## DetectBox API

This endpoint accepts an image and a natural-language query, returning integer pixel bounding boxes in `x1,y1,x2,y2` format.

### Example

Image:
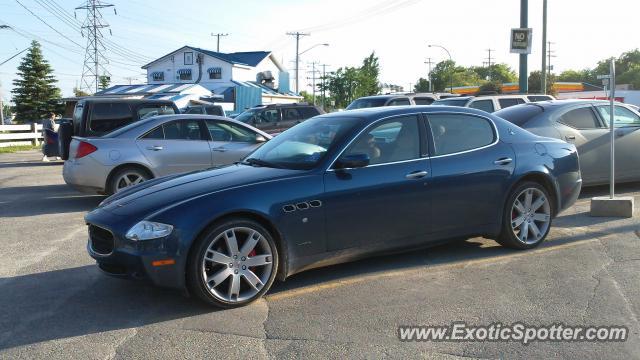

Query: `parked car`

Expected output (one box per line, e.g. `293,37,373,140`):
234,103,324,134
63,114,271,195
183,104,225,117
85,106,581,308
495,100,640,186
346,94,414,109
432,94,555,113
58,98,179,160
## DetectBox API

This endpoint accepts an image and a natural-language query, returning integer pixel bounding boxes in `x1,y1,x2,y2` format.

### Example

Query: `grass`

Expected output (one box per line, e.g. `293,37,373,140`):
0,144,40,153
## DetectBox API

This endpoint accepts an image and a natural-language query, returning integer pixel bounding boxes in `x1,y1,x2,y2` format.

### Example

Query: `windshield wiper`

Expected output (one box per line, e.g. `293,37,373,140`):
238,158,283,169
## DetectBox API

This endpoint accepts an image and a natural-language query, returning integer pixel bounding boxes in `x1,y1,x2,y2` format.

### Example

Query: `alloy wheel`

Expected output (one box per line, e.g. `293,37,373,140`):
510,187,551,245
115,173,145,192
201,227,274,303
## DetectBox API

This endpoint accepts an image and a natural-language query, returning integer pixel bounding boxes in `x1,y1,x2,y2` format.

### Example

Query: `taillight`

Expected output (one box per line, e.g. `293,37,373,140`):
76,141,97,159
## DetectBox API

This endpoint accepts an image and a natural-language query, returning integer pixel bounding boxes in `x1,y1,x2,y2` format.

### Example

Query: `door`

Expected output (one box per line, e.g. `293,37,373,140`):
136,119,212,176
594,104,640,181
204,119,264,166
427,113,515,235
553,105,609,184
324,115,432,251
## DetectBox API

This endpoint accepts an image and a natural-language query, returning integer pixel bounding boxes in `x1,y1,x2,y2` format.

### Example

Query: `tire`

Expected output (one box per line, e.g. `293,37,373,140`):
107,166,150,195
57,121,73,160
187,218,279,308
497,181,553,249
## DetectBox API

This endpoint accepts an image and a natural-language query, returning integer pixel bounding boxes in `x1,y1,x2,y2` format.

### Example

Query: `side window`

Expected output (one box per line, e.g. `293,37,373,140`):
299,107,320,119
558,107,601,129
498,98,520,109
597,105,640,127
206,120,257,142
205,106,224,116
413,97,434,105
256,109,280,124
388,98,411,106
137,105,176,120
142,126,164,139
469,100,495,113
162,120,203,140
429,114,495,156
282,108,302,121
89,102,133,134
344,116,420,165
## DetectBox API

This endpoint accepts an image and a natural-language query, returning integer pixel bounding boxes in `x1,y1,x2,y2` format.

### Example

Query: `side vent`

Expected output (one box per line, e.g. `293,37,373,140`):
283,204,296,213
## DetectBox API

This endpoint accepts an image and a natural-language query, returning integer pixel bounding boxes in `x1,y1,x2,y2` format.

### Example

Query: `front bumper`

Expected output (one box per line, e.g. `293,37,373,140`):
85,208,185,290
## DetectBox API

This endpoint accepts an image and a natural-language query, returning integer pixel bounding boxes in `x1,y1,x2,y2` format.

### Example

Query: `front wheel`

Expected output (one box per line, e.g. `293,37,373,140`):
187,219,279,308
497,182,553,249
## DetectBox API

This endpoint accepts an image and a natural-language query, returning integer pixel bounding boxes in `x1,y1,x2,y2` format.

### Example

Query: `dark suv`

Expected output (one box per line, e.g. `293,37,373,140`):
58,98,179,159
234,103,324,134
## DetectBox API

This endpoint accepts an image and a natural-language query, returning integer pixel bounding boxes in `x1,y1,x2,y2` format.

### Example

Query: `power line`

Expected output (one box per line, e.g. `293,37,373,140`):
14,0,83,48
424,58,434,92
484,48,495,80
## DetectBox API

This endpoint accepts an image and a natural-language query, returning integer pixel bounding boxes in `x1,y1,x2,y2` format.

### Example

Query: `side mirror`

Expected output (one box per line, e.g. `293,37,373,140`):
255,135,268,143
334,153,370,169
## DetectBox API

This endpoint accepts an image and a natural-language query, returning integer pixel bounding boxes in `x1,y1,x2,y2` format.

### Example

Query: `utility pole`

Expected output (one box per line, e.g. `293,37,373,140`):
541,0,548,94
306,62,320,105
320,64,329,109
424,58,434,92
123,76,136,85
211,33,229,52
484,48,495,80
547,41,556,86
518,0,529,93
286,31,310,93
76,0,114,94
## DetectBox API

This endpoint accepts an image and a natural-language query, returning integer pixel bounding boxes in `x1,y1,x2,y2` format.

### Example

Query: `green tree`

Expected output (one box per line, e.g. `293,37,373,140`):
323,52,381,108
478,81,503,94
299,90,314,104
73,87,90,97
98,75,111,91
413,78,430,92
471,64,518,84
528,70,556,95
357,52,381,97
430,60,481,92
11,41,62,122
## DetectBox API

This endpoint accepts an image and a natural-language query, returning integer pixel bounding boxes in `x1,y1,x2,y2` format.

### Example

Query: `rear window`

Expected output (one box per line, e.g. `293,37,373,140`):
346,98,388,110
432,98,469,107
498,98,525,109
494,104,544,126
527,95,553,102
299,107,321,119
88,102,133,134
413,97,435,105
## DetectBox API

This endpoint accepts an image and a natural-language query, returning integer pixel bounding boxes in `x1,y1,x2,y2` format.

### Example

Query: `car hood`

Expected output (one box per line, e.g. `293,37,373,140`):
97,164,305,216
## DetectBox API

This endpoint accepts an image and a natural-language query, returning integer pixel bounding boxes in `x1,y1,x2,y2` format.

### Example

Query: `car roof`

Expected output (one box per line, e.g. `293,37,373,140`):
355,94,410,100
79,98,175,105
321,105,492,123
434,96,473,101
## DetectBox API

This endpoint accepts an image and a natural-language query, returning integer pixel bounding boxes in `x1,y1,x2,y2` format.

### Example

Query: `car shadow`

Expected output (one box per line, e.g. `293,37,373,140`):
0,161,63,169
0,184,104,217
1,217,637,350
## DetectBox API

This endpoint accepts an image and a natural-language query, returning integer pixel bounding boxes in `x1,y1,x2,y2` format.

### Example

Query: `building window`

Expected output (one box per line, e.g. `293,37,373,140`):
177,68,192,81
184,52,193,65
151,71,164,81
208,67,222,79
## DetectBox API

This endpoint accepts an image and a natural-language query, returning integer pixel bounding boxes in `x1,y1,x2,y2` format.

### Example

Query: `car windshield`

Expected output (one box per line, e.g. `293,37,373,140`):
494,104,544,127
244,116,361,170
234,108,262,123
346,98,387,110
432,98,469,107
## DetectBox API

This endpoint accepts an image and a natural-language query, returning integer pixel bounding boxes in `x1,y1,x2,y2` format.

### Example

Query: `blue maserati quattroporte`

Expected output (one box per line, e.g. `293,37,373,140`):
85,106,582,307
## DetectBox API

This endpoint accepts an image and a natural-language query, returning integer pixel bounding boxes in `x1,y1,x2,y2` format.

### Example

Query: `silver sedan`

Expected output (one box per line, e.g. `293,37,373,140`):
63,114,271,194
495,100,640,186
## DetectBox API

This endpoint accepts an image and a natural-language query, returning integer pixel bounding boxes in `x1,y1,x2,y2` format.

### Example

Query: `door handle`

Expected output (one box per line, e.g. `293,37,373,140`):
146,146,163,151
493,157,513,165
211,147,227,152
565,135,576,141
405,170,428,179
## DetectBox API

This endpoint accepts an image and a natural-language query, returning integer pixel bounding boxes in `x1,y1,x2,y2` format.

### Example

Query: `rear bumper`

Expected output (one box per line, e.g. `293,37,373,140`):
557,176,582,214
63,156,111,194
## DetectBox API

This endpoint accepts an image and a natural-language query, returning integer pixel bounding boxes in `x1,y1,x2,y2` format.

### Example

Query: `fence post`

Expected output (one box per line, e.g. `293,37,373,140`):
31,123,38,146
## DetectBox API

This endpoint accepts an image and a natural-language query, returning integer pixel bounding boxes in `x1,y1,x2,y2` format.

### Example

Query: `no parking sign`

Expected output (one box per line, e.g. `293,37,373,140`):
510,28,532,54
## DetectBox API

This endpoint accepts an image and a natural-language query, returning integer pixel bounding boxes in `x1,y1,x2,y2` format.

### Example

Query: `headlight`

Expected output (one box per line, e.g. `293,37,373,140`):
125,221,174,241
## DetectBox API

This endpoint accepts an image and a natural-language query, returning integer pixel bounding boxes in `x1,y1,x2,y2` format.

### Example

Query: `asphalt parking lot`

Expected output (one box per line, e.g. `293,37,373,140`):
1,150,639,359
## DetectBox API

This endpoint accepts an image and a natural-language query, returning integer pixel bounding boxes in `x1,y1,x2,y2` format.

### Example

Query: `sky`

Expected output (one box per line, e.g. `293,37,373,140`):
1,0,638,103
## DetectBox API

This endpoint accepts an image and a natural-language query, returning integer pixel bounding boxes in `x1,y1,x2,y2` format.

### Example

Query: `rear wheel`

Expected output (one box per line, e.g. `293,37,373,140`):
107,167,150,195
497,181,552,249
187,219,278,308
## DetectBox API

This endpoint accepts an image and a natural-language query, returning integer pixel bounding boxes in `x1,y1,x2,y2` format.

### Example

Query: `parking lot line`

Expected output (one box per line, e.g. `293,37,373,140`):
267,237,603,301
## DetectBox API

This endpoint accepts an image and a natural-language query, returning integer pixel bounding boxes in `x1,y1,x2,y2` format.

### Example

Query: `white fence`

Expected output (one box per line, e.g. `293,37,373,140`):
0,124,44,147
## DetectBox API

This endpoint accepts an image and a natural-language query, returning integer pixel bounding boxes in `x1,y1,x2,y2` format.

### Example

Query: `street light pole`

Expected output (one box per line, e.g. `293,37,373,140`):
286,32,310,93
541,0,547,94
428,44,452,93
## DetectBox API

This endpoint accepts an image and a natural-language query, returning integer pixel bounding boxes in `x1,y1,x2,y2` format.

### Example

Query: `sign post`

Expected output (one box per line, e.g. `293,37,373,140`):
590,59,635,217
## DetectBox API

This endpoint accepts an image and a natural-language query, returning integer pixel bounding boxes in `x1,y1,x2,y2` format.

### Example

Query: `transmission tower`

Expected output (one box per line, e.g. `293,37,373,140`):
76,0,115,94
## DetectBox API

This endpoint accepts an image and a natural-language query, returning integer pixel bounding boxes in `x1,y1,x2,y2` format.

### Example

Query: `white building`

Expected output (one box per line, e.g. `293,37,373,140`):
141,46,301,112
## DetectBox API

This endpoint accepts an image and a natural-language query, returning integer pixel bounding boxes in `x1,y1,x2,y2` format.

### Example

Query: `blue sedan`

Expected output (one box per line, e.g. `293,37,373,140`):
85,106,582,308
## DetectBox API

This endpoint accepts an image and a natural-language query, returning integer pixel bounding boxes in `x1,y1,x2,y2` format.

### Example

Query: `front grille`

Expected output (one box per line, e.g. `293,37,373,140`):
89,224,114,255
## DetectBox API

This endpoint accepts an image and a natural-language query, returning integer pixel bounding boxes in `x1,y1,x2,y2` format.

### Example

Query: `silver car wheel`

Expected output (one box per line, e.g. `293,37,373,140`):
510,188,551,245
114,172,145,192
201,227,274,303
